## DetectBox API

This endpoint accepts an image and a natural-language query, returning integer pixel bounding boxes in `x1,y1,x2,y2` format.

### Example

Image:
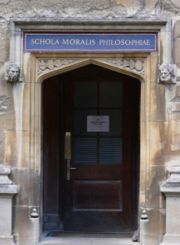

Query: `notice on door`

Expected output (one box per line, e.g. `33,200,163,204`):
87,116,109,132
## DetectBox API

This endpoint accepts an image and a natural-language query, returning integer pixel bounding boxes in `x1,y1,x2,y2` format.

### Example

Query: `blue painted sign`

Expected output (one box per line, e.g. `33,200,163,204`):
24,33,157,52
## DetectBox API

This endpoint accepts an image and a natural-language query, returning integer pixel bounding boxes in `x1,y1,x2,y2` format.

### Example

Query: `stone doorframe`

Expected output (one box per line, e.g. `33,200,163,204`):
9,19,173,243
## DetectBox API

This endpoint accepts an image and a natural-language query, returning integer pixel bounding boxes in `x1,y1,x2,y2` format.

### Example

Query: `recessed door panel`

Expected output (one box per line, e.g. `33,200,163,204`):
73,180,122,211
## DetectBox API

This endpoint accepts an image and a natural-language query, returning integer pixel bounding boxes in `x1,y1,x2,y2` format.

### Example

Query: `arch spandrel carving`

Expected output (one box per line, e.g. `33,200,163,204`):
36,57,146,82
95,58,145,76
37,58,85,76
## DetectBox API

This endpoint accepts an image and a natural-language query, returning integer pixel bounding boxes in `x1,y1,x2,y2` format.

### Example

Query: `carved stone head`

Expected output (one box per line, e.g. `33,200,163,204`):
5,63,21,83
159,64,176,84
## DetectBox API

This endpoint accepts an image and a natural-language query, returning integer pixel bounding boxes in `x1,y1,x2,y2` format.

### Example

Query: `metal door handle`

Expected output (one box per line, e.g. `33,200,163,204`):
67,163,78,180
65,132,71,160
69,167,78,171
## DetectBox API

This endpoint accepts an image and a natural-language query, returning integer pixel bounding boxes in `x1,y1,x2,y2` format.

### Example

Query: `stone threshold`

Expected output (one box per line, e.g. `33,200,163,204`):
39,233,139,245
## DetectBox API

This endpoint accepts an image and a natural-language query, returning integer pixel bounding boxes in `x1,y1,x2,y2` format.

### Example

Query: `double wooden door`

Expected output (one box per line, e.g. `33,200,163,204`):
43,65,140,234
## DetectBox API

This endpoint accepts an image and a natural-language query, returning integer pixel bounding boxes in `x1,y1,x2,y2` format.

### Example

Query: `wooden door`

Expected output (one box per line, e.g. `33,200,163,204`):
60,65,140,233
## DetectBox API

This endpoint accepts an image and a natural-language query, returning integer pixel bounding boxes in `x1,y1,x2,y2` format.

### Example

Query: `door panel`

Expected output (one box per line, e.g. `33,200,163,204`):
73,180,122,211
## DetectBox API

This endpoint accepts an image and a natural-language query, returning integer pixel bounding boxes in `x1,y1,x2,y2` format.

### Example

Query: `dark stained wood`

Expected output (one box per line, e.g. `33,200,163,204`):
73,180,122,211
71,165,125,179
42,64,140,234
42,76,63,230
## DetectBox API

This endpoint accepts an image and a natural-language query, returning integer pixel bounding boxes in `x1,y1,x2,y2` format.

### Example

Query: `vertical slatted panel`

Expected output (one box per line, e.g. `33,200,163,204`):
73,138,97,164
99,138,122,164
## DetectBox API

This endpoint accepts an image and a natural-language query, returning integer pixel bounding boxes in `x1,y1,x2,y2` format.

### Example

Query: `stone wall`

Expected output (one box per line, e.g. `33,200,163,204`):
0,1,180,245
0,0,179,165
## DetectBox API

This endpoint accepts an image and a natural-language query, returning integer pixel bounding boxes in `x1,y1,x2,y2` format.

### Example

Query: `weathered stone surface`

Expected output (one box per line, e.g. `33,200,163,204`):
12,169,30,206
0,163,12,185
0,131,5,162
0,113,14,130
150,84,166,122
147,165,166,209
4,130,30,170
171,0,180,8
12,168,40,207
114,0,143,16
169,121,180,151
0,237,15,245
0,164,18,192
145,0,159,10
148,122,168,166
0,0,127,19
161,166,180,244
174,21,180,67
24,0,111,9
174,38,180,68
0,24,9,66
174,21,180,38
140,208,165,245
0,164,18,245
0,89,14,133
162,0,180,14
14,206,39,238
0,0,171,23
114,0,160,16
20,236,137,245
0,1,178,245
0,95,11,113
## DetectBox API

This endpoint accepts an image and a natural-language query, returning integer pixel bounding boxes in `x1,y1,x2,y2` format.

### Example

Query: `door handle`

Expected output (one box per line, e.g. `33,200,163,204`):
69,167,78,171
66,163,78,180
65,132,78,180
65,132,71,160
65,132,72,181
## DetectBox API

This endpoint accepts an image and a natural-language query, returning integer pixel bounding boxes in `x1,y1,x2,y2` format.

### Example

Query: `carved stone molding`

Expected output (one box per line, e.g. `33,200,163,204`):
37,58,87,77
159,64,177,84
37,57,145,79
96,58,145,77
0,96,10,114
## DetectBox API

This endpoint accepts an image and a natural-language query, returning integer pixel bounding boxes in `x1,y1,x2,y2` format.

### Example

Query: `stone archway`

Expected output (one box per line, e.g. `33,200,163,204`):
4,19,174,244
22,51,159,242
36,57,145,82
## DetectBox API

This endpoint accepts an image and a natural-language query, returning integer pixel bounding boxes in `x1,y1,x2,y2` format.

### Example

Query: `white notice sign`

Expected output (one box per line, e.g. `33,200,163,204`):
87,116,109,132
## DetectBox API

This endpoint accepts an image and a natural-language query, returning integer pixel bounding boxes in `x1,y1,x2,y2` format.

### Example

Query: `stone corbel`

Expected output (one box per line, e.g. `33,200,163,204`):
5,63,23,83
159,64,177,84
